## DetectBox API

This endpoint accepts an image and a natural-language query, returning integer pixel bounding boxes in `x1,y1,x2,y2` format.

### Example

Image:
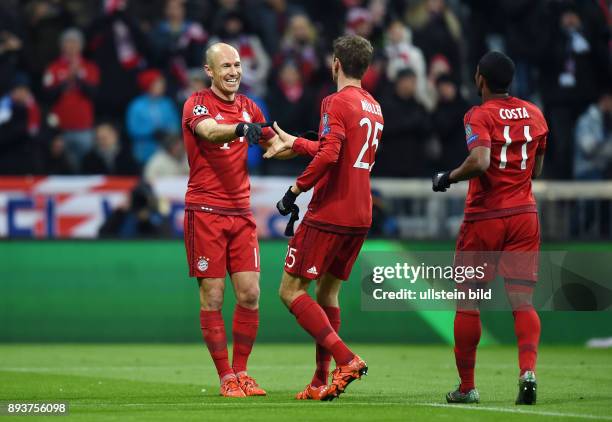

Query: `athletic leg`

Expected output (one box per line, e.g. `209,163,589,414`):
311,275,342,387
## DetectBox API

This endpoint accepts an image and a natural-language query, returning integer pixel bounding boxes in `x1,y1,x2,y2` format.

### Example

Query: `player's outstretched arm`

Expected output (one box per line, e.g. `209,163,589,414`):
194,118,240,143
264,122,320,158
194,119,267,145
433,146,490,192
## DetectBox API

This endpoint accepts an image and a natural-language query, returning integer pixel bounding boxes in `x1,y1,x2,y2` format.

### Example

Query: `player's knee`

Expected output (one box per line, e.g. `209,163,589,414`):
278,283,297,307
237,285,260,308
201,293,223,311
200,285,224,310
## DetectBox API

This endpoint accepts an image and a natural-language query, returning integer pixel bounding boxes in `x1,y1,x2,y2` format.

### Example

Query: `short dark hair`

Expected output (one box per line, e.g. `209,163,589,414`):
333,35,373,79
478,51,515,94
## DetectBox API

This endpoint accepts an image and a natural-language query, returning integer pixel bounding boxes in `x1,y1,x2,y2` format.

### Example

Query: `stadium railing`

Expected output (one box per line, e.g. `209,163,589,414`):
371,179,612,240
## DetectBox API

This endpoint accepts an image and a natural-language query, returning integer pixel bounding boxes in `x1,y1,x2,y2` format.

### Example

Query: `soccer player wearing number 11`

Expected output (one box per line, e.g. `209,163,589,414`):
432,51,548,405
265,35,383,401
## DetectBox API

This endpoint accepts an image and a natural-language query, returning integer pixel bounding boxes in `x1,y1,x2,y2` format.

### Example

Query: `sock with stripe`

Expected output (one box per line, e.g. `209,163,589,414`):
311,306,341,387
200,309,234,381
232,305,259,374
289,294,354,366
513,305,540,375
454,310,481,393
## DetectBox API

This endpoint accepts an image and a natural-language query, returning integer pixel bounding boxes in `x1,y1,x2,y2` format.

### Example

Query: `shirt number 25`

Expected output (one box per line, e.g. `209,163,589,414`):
354,117,383,171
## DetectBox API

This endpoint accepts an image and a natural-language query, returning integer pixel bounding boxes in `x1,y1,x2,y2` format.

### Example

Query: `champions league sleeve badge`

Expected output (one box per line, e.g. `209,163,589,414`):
193,104,209,116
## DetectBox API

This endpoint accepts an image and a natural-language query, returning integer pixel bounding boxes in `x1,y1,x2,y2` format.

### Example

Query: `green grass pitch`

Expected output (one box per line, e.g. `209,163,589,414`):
1,344,611,421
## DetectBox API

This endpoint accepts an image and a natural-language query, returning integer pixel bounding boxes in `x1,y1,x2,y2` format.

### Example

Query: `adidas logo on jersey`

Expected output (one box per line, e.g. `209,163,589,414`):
307,266,318,275
215,113,224,121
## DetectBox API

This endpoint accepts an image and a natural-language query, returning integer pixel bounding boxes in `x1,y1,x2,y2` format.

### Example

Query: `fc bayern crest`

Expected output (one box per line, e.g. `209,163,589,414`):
197,257,209,272
193,104,209,116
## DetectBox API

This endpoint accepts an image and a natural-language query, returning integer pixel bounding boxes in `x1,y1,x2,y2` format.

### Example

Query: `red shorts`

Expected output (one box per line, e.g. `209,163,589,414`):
184,210,259,278
454,212,540,283
284,223,366,280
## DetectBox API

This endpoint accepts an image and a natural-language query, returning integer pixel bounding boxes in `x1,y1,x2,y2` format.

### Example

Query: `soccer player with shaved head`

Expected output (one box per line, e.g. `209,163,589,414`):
182,43,293,398
432,51,548,405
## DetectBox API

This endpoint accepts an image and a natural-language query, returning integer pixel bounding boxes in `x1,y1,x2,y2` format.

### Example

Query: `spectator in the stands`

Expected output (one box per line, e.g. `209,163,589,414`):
574,92,612,180
0,5,23,97
149,0,207,96
345,8,384,94
43,28,99,170
383,20,429,109
266,61,314,136
499,0,548,100
177,67,209,103
143,132,188,182
263,61,313,175
41,132,74,175
82,122,139,175
409,0,462,82
22,0,74,95
209,11,271,97
98,181,172,238
86,0,151,120
538,2,610,179
275,13,322,84
11,74,41,137
126,68,180,164
376,68,433,177
0,77,36,174
432,73,469,170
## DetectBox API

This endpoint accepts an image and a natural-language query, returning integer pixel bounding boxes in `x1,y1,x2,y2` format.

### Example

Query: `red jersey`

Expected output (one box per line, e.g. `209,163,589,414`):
293,86,384,234
463,96,548,221
182,89,274,212
43,57,99,130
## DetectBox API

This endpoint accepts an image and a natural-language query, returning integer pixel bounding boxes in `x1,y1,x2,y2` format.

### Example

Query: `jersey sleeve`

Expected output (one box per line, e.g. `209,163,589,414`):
293,137,319,157
463,107,492,151
183,95,213,134
295,98,345,191
319,96,347,143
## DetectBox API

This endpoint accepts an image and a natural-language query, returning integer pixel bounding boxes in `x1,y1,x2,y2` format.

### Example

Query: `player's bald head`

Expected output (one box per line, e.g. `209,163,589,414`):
205,43,239,68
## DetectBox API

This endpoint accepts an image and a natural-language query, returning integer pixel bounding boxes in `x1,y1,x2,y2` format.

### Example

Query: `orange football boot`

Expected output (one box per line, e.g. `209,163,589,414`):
237,373,267,396
220,377,246,398
320,355,368,401
295,384,330,400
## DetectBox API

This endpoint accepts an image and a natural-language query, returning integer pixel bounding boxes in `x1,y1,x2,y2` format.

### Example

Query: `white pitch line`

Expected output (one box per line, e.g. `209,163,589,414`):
66,401,612,420
416,403,612,420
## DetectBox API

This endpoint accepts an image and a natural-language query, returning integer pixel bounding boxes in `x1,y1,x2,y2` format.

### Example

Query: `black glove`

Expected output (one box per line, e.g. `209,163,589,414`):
276,187,298,216
276,187,300,236
432,171,453,192
299,130,318,141
235,122,272,145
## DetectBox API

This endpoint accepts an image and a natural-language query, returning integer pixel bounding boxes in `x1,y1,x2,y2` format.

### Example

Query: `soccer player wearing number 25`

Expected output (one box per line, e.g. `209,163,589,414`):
265,35,384,401
432,52,548,405
182,43,292,398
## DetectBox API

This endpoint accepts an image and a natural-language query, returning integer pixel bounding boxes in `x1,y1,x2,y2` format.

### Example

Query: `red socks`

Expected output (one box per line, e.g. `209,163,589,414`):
232,305,259,374
513,305,540,375
311,306,341,387
200,310,233,379
290,294,354,366
454,310,481,393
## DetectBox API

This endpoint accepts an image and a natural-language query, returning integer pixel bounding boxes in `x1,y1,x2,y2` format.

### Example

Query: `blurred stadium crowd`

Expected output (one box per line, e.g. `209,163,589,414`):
0,0,609,180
